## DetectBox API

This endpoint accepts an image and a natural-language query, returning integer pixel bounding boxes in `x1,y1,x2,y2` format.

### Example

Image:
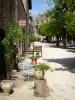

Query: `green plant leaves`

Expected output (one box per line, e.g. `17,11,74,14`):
2,24,24,59
33,64,51,71
29,35,38,42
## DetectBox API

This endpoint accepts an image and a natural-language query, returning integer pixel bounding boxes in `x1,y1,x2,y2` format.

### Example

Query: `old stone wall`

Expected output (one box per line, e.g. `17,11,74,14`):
0,0,15,30
0,0,15,80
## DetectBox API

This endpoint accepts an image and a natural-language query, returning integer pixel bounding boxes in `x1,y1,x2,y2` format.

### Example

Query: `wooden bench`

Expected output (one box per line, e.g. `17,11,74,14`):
24,45,42,57
33,45,42,57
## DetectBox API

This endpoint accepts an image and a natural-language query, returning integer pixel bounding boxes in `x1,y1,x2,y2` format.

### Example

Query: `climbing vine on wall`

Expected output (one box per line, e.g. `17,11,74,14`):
2,24,24,59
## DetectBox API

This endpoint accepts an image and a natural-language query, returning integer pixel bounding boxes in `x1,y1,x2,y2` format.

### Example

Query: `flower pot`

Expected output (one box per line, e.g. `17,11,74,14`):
34,70,44,80
32,59,37,64
1,80,13,96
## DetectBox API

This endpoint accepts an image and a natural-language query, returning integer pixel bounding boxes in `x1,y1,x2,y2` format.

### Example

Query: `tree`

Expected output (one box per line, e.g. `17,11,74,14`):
45,10,53,18
65,12,75,36
49,17,62,46
39,22,50,36
45,8,67,46
47,0,75,47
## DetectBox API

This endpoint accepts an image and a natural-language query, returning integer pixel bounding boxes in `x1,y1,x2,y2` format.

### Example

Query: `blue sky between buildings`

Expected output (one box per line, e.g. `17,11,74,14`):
31,0,49,16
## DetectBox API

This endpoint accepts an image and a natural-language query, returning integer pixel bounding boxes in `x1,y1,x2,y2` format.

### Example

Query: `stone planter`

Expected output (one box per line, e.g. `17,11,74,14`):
1,80,13,96
34,79,50,97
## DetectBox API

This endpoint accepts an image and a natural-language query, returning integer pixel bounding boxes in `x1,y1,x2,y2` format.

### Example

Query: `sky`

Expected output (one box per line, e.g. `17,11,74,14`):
31,0,50,16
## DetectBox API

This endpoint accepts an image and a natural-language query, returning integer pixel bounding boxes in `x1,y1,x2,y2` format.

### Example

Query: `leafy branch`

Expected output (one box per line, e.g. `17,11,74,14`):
2,24,24,59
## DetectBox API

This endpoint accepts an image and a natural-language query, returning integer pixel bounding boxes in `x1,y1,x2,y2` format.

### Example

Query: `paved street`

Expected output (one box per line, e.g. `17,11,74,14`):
0,42,75,100
41,42,75,100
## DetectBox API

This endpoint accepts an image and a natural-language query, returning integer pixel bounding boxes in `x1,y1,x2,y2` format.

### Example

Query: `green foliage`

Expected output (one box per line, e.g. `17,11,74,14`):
47,0,75,12
45,10,53,18
46,0,54,10
29,56,39,60
39,22,50,36
2,24,24,59
29,35,38,42
64,12,75,36
49,18,60,36
49,12,66,37
24,33,29,40
33,64,51,71
2,38,12,59
6,24,23,41
46,0,75,37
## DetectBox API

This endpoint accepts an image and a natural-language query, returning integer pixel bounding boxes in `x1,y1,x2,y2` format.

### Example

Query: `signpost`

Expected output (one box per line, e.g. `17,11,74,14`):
18,20,26,27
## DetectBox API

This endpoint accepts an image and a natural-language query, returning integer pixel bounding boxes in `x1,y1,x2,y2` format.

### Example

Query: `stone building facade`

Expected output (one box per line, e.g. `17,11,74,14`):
0,0,15,30
33,13,50,36
0,0,16,80
0,0,32,80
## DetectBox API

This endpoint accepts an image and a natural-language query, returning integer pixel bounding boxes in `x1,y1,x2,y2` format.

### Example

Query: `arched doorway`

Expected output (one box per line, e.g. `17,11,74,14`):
0,28,6,80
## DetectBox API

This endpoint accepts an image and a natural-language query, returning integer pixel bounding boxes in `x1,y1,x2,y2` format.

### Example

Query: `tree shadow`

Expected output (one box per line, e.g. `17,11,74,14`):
49,44,75,50
67,49,75,53
49,45,68,49
53,67,68,71
43,57,75,73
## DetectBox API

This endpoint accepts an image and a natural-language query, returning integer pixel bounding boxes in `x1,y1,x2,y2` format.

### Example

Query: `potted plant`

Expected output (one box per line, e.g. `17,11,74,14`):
33,64,51,97
30,56,38,64
33,64,51,80
1,80,13,95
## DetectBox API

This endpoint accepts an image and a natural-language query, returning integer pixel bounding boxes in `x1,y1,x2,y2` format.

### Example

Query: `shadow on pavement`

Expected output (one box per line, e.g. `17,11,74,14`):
49,44,75,50
43,58,75,73
67,49,75,53
49,45,68,49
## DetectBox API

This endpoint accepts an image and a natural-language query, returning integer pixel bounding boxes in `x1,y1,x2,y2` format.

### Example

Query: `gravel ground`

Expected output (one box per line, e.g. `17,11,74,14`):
0,42,75,100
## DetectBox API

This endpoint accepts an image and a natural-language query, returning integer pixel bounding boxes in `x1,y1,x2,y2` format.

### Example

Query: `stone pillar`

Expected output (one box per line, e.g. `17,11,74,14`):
34,79,50,97
15,0,18,23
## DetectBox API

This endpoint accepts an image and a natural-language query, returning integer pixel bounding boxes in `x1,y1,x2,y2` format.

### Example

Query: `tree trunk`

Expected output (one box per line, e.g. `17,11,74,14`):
56,36,59,46
62,33,66,48
46,36,49,42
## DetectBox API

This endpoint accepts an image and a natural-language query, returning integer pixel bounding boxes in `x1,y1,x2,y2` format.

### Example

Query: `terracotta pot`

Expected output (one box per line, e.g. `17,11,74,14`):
34,70,44,80
1,80,13,95
32,59,37,64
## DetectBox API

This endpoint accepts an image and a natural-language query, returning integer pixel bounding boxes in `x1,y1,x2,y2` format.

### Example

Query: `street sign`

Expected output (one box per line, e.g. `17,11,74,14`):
18,20,26,27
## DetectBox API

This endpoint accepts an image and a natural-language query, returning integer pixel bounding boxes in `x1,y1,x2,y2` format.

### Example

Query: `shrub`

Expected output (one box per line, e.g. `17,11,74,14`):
29,35,38,42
